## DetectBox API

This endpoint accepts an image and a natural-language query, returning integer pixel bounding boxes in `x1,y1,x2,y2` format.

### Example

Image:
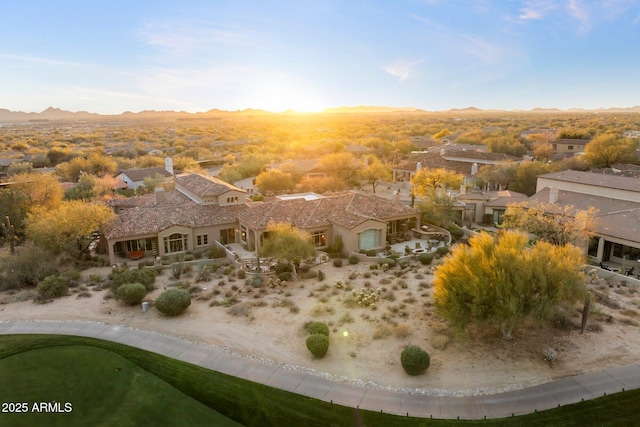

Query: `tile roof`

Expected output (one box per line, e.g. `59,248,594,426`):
238,192,419,231
104,190,246,240
538,170,640,193
176,173,245,197
120,166,172,182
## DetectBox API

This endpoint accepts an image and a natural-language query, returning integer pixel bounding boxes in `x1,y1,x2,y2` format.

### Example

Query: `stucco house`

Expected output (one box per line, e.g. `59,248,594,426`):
103,173,420,265
116,157,174,190
529,170,640,271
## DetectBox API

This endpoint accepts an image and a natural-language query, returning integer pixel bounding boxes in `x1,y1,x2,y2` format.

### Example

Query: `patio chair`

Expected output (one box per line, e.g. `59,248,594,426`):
626,267,635,277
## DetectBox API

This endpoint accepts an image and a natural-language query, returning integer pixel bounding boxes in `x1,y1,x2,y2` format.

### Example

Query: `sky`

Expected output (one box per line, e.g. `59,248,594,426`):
1,0,640,114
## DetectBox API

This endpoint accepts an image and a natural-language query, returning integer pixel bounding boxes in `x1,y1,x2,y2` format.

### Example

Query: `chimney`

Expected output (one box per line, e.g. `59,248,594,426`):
549,187,559,204
155,187,166,205
164,157,174,175
471,162,478,175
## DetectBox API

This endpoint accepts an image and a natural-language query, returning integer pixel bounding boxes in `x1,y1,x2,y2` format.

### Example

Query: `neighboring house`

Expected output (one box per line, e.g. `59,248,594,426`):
116,157,174,190
458,190,528,225
103,173,420,264
394,144,525,186
529,170,640,269
550,138,589,156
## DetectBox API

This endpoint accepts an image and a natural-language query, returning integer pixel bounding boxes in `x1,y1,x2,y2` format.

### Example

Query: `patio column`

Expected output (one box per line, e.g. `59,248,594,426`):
596,237,605,262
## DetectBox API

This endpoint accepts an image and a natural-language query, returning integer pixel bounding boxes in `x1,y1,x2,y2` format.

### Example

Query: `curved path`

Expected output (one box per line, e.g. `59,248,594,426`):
2,320,639,420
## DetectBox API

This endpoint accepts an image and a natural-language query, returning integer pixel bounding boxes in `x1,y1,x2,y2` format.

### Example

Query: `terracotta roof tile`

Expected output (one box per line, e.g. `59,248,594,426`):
176,174,245,197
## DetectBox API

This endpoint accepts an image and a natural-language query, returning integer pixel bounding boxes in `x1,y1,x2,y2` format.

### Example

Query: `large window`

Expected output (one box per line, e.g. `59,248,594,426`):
311,230,327,248
220,228,236,244
124,238,155,252
164,233,188,254
358,229,381,250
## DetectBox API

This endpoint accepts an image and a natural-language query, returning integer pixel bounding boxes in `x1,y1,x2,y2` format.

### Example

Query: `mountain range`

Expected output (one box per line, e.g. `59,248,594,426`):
1,105,640,122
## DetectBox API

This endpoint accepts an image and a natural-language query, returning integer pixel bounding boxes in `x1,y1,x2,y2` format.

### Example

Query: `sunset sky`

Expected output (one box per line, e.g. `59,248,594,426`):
1,1,639,114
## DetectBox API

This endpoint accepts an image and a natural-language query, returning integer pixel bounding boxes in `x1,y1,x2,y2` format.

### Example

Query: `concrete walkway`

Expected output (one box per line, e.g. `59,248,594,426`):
2,320,639,420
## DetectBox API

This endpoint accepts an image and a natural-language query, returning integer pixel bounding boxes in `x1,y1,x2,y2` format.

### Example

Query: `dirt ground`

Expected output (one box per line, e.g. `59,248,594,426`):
1,260,639,396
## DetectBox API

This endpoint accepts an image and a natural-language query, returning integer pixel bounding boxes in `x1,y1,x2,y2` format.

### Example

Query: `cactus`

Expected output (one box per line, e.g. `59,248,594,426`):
2,216,15,255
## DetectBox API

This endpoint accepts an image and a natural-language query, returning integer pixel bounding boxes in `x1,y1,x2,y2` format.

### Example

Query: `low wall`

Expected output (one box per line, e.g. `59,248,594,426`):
586,266,640,288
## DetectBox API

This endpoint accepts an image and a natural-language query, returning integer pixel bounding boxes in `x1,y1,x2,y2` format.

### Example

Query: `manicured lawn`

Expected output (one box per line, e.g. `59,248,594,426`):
0,334,639,426
0,342,240,427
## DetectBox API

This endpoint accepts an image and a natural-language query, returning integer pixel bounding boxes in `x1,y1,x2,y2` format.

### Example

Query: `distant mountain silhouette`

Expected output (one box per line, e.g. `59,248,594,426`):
1,105,640,122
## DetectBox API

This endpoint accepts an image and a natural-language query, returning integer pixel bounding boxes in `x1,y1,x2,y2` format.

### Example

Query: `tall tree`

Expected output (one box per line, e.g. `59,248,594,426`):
359,156,391,193
255,169,295,195
502,201,597,247
509,162,551,196
411,168,463,195
584,133,638,168
434,230,586,339
258,223,316,279
318,152,359,184
25,200,115,259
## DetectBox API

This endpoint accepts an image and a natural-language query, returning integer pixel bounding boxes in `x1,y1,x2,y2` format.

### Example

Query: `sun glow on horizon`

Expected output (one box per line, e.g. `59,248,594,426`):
248,77,330,113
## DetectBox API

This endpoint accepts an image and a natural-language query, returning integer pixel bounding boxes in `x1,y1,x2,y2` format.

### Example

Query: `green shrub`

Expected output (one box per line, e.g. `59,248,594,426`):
436,246,449,256
419,253,434,265
306,333,329,358
378,258,396,267
317,270,325,281
333,259,343,268
275,262,292,274
154,288,191,316
307,321,330,336
366,249,377,257
237,269,246,280
36,275,68,299
400,345,430,376
208,246,226,259
116,283,147,306
138,261,146,269
0,242,58,290
183,254,194,262
348,255,359,265
277,272,292,282
111,267,156,291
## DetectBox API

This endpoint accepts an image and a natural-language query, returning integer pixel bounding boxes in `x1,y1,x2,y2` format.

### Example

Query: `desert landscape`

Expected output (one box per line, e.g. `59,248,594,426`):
1,260,639,397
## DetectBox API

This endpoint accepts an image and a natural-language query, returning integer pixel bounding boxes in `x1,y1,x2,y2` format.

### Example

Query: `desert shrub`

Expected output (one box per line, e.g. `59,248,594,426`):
138,261,146,269
373,325,392,340
111,267,156,291
393,322,413,338
183,253,194,262
208,246,226,259
307,321,330,336
36,275,68,299
333,258,343,267
154,288,191,316
116,283,147,306
0,243,58,290
275,262,292,274
436,246,449,256
237,269,246,280
298,264,310,274
306,333,329,358
418,253,434,265
300,270,318,280
145,259,155,266
378,258,396,267
277,272,292,282
432,334,450,350
400,345,430,376
348,255,359,265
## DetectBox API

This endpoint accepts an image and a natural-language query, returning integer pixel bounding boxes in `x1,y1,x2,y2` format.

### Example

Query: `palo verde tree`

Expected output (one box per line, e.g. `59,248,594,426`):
502,201,598,247
584,133,638,168
25,200,115,259
258,223,317,279
433,230,586,340
359,156,391,194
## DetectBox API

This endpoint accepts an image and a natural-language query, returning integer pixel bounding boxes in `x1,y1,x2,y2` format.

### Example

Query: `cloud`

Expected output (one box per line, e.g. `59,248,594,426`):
137,20,261,57
518,0,559,20
383,60,423,81
567,0,591,33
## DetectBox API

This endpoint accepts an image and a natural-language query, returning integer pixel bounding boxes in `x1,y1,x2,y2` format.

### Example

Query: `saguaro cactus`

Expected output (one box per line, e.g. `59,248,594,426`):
2,216,16,255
